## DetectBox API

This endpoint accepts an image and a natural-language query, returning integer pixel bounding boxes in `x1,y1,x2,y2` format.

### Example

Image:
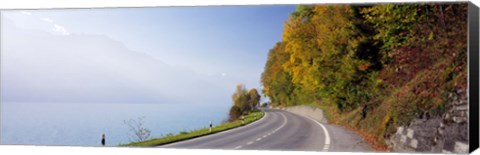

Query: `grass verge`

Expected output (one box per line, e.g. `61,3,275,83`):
120,110,265,147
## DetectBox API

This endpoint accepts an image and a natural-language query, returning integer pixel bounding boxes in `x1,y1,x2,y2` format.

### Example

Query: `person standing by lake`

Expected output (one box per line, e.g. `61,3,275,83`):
101,133,106,146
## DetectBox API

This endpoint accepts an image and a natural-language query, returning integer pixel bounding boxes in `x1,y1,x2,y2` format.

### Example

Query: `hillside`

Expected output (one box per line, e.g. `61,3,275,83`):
260,3,468,152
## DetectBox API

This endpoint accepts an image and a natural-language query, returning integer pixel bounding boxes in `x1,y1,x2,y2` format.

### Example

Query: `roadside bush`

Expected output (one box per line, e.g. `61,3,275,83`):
123,117,151,142
228,84,261,121
228,105,242,121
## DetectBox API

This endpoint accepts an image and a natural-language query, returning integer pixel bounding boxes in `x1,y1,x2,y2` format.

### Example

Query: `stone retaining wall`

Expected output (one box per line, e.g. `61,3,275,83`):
272,88,469,154
387,89,469,153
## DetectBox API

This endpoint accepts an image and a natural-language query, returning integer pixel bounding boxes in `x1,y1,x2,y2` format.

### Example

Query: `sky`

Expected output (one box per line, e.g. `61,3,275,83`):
0,5,296,104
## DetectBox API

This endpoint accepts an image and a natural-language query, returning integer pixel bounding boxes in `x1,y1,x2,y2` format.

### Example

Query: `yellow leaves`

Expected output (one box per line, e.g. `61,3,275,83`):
279,5,364,97
428,31,434,40
266,4,387,108
282,17,303,42
376,79,383,85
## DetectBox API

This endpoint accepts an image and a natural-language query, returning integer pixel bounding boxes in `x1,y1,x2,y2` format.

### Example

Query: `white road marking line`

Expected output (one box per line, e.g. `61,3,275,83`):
304,116,331,151
256,138,262,141
263,135,267,138
266,113,288,136
234,145,243,149
247,141,254,145
161,111,268,147
323,144,330,150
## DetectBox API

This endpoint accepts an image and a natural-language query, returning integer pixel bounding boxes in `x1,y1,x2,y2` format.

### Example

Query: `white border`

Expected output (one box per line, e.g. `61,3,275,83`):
0,0,473,10
0,0,478,155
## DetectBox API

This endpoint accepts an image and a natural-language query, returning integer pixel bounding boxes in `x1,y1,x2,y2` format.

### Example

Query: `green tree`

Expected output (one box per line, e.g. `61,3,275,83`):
361,4,420,64
362,4,468,59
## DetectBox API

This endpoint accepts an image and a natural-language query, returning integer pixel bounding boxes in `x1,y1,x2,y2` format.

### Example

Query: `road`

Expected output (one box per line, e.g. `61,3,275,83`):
160,108,373,152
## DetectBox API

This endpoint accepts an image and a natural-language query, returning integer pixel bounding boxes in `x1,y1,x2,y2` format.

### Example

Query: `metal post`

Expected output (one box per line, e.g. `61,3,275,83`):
209,121,212,133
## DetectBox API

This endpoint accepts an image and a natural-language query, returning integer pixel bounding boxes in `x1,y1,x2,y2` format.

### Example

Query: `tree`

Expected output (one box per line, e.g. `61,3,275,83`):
262,5,383,111
282,5,367,110
229,84,262,121
229,84,249,121
228,105,242,121
261,42,297,107
248,88,261,110
231,84,249,112
259,3,467,145
362,3,467,58
361,4,420,64
123,117,151,142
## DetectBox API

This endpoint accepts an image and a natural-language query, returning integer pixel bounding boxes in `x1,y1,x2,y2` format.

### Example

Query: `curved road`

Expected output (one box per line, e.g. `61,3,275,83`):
160,108,373,152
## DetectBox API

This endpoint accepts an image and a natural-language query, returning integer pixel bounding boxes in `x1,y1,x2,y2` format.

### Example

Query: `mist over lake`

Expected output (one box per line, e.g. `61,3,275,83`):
0,6,293,146
1,102,230,146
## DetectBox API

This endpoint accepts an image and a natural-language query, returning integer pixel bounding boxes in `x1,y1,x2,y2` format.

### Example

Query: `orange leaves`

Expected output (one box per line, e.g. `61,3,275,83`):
358,63,372,71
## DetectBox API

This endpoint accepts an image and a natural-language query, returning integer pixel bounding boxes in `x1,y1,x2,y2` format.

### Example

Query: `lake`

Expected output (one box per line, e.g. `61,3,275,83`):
0,102,231,146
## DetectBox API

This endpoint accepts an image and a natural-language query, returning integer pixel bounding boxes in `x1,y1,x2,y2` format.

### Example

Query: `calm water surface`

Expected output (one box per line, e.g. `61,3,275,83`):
1,102,230,146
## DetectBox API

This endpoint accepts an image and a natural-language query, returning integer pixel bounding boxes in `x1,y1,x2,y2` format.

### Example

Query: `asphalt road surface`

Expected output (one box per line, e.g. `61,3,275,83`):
160,108,373,152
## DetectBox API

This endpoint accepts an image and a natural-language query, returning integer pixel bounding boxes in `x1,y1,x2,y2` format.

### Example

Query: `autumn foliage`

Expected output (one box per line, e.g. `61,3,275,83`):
261,3,468,148
229,84,261,121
